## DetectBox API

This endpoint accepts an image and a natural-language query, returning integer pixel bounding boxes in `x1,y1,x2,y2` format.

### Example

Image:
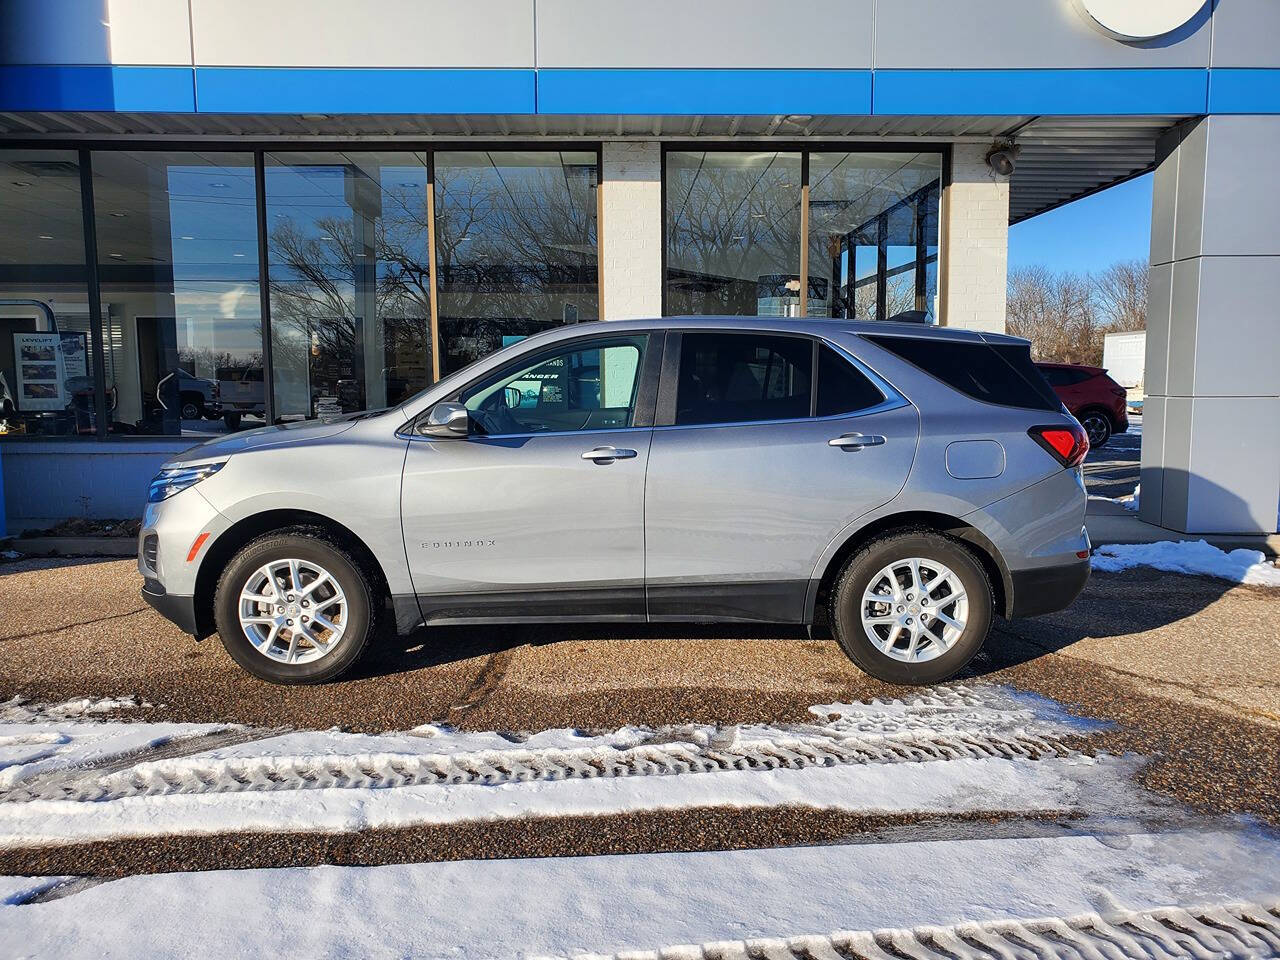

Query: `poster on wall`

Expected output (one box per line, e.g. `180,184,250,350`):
59,332,88,379
12,332,67,411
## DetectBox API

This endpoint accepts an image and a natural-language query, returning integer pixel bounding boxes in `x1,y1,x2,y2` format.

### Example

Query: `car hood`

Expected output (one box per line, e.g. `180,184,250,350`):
164,415,367,467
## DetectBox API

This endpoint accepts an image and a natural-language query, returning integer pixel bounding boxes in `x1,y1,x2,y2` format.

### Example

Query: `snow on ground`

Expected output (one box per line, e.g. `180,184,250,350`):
0,687,1148,847
1092,539,1280,586
2,827,1278,959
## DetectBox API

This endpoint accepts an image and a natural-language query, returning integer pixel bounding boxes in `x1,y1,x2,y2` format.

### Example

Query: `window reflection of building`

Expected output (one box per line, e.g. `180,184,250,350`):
808,152,942,322
90,152,263,436
0,143,943,442
0,151,93,438
665,149,942,323
265,152,433,422
665,152,803,317
434,151,599,376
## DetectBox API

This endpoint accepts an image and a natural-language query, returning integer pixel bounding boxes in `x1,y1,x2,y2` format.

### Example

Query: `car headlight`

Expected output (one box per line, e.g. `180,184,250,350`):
148,462,226,503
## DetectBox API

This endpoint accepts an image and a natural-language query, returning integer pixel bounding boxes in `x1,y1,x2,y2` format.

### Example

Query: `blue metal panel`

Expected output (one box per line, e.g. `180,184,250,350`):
1208,69,1280,113
195,68,536,114
537,69,873,115
0,65,195,112
873,69,1209,116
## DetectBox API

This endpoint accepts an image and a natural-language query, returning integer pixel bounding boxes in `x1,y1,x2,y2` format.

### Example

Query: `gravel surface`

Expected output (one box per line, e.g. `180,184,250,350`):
0,808,1078,879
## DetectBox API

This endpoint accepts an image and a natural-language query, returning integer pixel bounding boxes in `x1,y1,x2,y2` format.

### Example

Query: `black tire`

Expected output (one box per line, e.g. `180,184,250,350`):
179,394,204,421
222,412,242,430
214,528,379,684
1079,409,1112,449
828,530,993,685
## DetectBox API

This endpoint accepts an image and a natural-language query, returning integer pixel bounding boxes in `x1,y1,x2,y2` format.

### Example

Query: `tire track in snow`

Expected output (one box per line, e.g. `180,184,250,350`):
552,900,1280,960
0,686,1100,804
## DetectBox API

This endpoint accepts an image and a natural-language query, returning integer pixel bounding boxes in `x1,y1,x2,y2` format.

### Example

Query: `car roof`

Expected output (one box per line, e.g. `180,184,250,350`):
538,315,1032,348
1035,361,1105,373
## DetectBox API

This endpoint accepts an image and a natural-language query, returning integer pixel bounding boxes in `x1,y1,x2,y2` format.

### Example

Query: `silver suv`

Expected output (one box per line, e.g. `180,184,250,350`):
140,318,1090,686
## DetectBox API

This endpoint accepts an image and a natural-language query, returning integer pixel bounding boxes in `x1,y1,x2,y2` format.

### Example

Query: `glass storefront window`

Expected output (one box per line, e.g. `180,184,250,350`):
434,151,598,375
806,152,941,322
265,151,433,423
665,151,803,317
0,151,95,438
91,151,263,435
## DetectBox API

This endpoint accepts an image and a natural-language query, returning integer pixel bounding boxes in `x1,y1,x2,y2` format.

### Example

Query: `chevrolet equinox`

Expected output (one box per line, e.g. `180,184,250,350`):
140,318,1091,685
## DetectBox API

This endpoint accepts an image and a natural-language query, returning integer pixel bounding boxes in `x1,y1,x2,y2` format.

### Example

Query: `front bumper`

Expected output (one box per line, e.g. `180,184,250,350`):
141,577,201,636
1007,559,1090,618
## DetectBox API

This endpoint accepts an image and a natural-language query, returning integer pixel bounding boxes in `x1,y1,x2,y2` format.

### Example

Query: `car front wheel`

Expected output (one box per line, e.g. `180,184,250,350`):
214,529,378,684
828,530,993,685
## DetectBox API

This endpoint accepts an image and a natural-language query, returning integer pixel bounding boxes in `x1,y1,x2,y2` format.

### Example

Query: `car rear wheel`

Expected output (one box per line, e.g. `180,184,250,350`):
179,397,203,421
1079,409,1112,448
222,412,242,430
828,530,993,685
214,529,378,684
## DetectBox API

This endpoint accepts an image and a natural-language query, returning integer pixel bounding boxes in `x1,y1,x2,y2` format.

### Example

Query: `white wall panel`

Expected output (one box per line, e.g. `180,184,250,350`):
536,0,873,69
190,0,534,67
875,0,1211,70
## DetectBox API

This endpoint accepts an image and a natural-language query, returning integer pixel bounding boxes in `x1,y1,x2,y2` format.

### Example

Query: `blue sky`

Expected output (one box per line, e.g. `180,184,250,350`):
1007,172,1152,274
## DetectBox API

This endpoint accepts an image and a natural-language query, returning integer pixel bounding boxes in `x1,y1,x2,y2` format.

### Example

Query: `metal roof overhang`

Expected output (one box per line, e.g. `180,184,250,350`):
0,110,1188,223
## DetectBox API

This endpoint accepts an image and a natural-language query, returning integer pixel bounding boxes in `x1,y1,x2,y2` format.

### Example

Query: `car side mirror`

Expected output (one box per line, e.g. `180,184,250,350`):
418,401,470,439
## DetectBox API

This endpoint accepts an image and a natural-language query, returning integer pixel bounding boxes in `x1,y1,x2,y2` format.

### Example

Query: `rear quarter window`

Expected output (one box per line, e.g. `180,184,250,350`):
866,335,1061,412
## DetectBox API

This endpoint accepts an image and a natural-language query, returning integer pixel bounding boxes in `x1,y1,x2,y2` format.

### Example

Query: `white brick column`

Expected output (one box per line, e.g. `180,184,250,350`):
941,144,1010,332
598,141,663,320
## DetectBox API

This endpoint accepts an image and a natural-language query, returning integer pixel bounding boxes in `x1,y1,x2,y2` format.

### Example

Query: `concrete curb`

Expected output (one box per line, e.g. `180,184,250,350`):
4,537,137,558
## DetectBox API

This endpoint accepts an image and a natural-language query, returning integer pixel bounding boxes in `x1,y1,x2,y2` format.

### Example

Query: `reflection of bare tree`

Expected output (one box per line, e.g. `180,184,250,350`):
268,161,600,387
268,180,435,407
666,155,801,314
434,159,598,368
178,347,263,378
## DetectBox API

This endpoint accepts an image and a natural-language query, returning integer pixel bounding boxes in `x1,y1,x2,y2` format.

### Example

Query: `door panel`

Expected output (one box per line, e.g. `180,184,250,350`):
644,403,919,621
402,430,651,621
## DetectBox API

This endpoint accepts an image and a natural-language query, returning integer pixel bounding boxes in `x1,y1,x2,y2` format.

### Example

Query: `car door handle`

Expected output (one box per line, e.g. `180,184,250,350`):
829,433,886,449
581,445,637,462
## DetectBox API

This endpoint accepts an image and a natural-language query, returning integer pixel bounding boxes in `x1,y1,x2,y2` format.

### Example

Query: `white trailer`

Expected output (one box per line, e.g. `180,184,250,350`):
1102,330,1146,391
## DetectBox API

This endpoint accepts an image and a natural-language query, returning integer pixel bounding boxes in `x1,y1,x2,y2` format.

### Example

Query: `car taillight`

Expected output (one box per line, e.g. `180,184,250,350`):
1029,424,1089,468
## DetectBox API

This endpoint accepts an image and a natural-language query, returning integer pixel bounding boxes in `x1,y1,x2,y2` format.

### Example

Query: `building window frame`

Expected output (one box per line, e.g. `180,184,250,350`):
659,141,953,322
0,139,603,442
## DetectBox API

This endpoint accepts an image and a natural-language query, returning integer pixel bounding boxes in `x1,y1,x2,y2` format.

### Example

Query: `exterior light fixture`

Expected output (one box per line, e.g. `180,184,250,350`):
985,139,1019,177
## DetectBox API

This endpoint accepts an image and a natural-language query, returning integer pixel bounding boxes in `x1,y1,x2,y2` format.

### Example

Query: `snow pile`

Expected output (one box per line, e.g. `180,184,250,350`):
0,696,144,723
0,686,1145,848
1092,539,1280,586
1119,482,1140,512
2,829,1278,959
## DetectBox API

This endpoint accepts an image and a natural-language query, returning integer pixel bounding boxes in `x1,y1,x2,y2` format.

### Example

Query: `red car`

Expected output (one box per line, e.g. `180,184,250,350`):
1035,362,1128,448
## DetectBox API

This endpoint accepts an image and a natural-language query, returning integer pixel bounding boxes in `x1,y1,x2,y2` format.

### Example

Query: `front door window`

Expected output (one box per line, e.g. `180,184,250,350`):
461,336,647,435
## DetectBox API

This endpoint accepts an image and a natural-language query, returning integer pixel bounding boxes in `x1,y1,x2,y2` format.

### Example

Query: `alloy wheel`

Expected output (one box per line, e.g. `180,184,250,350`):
238,558,347,665
860,557,969,663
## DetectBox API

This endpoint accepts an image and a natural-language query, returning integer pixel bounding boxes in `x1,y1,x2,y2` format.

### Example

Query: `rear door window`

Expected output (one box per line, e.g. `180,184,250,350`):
674,333,811,426
816,345,884,416
867,335,1060,412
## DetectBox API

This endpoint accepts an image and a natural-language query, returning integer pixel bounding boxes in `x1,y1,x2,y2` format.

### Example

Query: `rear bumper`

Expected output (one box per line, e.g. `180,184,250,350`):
1007,560,1090,618
141,577,202,636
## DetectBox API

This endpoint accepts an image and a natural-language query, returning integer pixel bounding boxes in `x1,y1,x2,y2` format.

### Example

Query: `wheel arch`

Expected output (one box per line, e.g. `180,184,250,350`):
806,511,1013,625
192,509,391,640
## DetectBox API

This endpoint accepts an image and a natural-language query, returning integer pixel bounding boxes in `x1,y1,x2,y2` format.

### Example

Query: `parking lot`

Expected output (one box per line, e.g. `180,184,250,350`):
1,546,1278,878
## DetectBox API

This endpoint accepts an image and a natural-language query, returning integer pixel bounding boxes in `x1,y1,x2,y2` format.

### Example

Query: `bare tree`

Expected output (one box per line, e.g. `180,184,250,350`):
1007,265,1104,364
1096,258,1148,331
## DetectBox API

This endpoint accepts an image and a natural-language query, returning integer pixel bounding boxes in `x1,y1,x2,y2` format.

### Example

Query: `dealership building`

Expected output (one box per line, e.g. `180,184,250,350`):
0,0,1277,535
